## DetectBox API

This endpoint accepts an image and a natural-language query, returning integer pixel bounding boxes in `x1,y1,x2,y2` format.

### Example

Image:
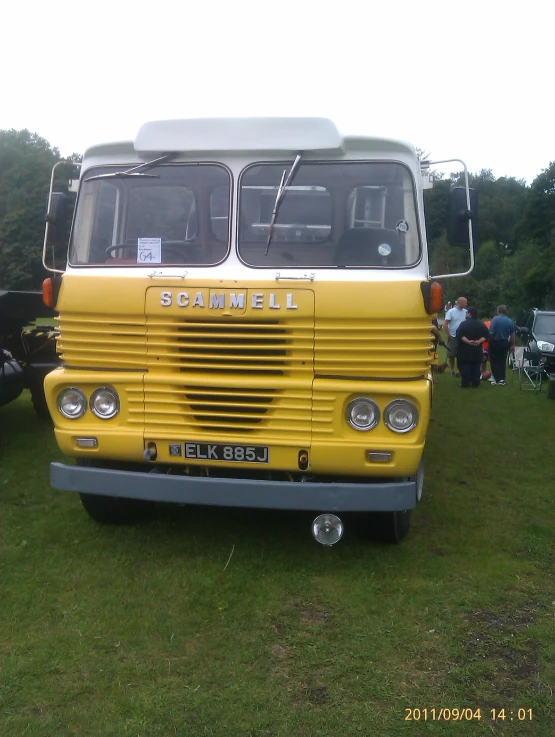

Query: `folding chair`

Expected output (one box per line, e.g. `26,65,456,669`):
509,348,523,384
519,348,547,392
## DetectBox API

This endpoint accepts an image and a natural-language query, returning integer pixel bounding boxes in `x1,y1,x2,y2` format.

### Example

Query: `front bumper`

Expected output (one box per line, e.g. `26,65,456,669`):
51,462,417,512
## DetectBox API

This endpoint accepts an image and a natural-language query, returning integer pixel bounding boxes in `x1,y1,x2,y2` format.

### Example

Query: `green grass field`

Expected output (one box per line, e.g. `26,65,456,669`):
1,372,554,736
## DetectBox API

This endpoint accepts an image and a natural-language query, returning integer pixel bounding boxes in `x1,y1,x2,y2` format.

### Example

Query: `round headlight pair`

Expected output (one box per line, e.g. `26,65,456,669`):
57,387,119,419
346,397,418,433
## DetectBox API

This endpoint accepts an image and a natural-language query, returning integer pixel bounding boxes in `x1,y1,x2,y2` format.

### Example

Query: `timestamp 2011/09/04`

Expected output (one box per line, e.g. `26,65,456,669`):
404,707,533,721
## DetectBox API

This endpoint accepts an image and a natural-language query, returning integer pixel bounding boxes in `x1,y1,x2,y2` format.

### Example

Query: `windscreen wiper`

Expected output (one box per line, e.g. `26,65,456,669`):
265,153,302,255
84,153,177,182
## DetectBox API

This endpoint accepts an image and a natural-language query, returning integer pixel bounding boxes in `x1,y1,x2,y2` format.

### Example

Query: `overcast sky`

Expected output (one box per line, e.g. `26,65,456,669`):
1,0,551,184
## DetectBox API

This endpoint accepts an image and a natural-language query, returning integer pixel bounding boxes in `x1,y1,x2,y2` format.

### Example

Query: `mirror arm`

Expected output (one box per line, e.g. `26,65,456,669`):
428,157,475,280
43,160,74,274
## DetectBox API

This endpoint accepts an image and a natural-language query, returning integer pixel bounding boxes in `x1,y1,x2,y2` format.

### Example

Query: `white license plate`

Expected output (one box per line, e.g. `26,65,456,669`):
181,442,269,463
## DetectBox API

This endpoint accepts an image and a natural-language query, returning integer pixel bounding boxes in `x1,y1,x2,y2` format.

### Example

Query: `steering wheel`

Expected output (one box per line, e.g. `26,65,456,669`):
105,243,136,257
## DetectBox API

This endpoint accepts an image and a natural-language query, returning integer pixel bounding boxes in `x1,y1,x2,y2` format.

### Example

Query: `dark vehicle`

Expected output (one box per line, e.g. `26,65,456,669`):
516,309,555,373
0,289,60,417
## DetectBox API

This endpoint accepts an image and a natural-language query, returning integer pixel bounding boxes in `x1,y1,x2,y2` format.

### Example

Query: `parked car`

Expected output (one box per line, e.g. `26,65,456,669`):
516,309,555,373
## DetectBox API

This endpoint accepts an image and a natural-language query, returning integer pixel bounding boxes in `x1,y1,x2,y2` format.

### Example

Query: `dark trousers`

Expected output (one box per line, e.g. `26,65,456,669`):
489,340,509,382
458,360,481,387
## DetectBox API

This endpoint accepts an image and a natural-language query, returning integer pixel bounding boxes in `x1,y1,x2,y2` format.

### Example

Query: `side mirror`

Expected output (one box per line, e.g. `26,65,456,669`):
45,192,68,248
446,186,478,247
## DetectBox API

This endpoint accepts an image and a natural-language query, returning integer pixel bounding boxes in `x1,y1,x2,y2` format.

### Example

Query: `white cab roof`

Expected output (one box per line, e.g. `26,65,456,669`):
83,118,416,161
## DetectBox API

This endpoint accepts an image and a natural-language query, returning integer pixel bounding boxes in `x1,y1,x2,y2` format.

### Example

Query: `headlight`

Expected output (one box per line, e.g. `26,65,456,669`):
537,341,555,352
384,399,418,433
346,397,380,431
57,387,87,419
90,387,120,419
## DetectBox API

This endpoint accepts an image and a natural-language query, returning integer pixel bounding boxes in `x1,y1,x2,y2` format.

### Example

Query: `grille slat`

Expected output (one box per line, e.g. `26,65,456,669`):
144,378,312,438
315,319,433,377
144,386,312,439
58,316,147,369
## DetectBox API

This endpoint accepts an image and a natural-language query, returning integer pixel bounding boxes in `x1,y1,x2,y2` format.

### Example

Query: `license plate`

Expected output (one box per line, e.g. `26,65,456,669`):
181,442,269,464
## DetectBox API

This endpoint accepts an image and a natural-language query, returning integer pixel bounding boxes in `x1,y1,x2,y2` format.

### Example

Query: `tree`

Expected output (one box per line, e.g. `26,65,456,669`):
517,162,555,245
0,130,60,289
514,163,555,308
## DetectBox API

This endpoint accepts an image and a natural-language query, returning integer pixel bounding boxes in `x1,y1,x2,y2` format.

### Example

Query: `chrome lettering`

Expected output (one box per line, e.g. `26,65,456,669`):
185,443,196,458
286,293,298,309
160,291,299,311
210,293,225,309
229,293,245,309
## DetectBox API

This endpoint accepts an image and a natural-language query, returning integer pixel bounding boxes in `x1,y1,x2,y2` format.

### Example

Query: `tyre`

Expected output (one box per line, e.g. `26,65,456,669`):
30,380,51,420
368,509,412,544
77,459,153,524
413,459,425,503
365,463,421,543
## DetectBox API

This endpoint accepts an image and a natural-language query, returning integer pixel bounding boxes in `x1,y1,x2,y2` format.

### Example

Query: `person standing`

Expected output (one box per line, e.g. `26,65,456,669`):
457,307,490,388
488,305,516,385
480,312,495,379
444,296,468,376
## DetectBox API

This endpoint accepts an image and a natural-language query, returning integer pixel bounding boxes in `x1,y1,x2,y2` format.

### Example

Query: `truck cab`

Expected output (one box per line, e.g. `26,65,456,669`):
43,118,475,544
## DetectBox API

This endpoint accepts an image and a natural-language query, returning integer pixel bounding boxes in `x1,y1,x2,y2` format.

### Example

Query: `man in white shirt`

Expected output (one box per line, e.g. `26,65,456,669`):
444,296,468,376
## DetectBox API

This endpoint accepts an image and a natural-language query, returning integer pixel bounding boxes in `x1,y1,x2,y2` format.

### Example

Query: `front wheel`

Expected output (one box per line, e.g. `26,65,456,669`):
77,460,153,524
368,509,412,544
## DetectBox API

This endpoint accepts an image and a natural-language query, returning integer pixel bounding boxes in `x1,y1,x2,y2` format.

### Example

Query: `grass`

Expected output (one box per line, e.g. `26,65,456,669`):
1,373,554,736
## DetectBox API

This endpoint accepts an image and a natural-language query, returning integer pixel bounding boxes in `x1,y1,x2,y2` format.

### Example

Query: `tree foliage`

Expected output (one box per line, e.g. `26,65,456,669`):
0,130,78,290
425,164,555,316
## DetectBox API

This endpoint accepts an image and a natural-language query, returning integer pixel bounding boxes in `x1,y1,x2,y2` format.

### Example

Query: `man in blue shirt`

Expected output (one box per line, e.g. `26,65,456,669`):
488,305,516,385
444,296,468,376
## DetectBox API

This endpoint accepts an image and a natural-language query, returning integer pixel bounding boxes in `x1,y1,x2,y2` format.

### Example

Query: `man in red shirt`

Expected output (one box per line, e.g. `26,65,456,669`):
481,312,494,379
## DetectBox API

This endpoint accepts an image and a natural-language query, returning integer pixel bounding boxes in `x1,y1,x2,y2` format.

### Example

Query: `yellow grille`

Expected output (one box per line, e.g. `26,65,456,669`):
57,310,432,442
315,318,433,378
58,315,431,377
143,381,312,441
145,317,313,375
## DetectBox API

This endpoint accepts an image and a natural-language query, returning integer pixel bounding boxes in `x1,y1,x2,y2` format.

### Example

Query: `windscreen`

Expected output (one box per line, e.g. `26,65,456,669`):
238,161,420,268
70,164,231,266
534,313,555,336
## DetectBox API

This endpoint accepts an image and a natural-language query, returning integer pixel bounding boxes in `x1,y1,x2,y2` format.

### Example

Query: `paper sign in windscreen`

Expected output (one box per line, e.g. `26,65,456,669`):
137,238,162,263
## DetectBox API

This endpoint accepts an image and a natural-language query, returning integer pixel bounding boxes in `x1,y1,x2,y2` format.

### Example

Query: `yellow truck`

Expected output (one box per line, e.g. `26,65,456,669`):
42,118,475,544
